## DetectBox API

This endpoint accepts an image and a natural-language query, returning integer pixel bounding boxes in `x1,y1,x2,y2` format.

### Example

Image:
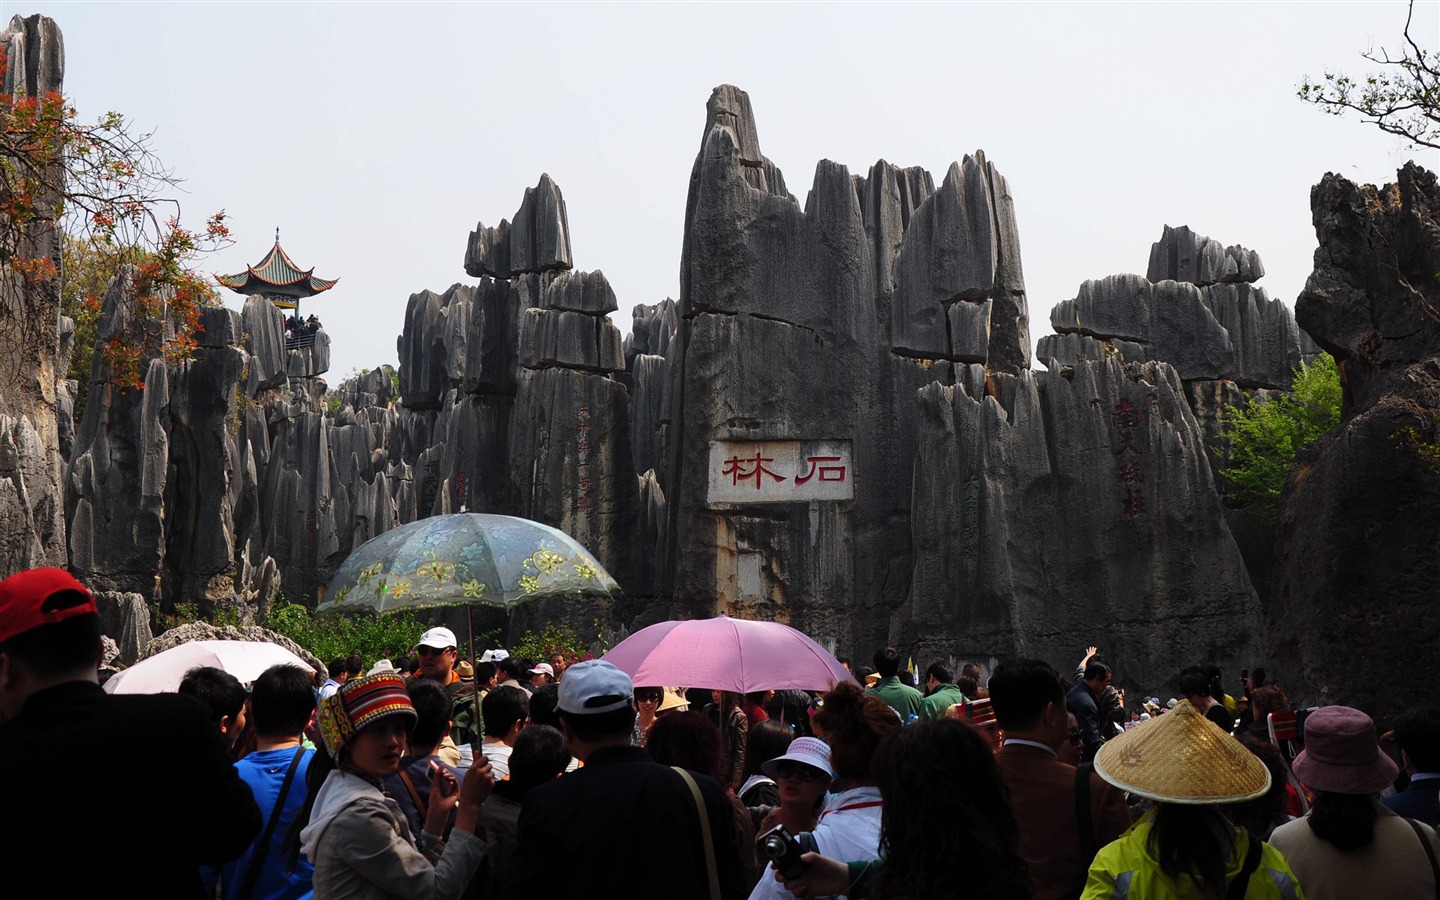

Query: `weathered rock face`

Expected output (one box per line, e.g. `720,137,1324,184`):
1049,274,1236,381
900,358,1260,684
1040,225,1313,481
93,590,154,665
1147,224,1265,286
661,85,1034,655
464,174,572,279
1271,163,1440,721
0,14,70,578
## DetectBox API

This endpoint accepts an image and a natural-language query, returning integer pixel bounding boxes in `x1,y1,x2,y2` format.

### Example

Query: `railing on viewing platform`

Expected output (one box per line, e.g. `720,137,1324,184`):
285,332,318,351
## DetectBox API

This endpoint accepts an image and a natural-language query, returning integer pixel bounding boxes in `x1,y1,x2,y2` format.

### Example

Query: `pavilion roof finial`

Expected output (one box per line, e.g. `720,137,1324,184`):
215,234,339,309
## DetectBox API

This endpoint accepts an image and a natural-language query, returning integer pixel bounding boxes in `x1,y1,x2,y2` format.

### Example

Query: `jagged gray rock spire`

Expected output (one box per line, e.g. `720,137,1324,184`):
464,174,573,279
660,83,1037,655
0,14,70,577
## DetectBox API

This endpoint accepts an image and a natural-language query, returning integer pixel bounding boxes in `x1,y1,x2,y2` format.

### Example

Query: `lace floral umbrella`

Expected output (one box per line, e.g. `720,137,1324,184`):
317,513,620,616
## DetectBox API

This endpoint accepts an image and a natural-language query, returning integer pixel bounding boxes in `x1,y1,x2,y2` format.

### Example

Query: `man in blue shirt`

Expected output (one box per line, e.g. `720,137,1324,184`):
212,663,318,899
1384,705,1440,828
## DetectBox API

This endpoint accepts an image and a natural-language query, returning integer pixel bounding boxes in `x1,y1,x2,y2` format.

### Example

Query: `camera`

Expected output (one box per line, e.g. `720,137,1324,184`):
758,824,816,879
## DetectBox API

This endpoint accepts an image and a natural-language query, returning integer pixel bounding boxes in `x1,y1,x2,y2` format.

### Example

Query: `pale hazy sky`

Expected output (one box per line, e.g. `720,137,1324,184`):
22,1,1440,379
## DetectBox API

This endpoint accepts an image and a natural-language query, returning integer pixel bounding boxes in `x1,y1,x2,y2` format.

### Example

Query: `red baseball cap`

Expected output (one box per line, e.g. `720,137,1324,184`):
0,568,97,644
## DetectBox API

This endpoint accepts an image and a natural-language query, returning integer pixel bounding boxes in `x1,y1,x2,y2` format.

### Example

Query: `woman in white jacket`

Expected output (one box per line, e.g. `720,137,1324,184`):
289,672,494,900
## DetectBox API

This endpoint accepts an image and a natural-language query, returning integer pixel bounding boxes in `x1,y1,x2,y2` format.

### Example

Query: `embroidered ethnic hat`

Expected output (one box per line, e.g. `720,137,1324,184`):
317,671,417,761
762,736,834,781
1094,699,1270,804
0,568,97,644
1291,705,1398,795
557,660,633,715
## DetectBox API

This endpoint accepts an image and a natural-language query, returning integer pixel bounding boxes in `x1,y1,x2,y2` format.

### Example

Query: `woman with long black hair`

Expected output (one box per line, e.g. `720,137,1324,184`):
771,717,1029,899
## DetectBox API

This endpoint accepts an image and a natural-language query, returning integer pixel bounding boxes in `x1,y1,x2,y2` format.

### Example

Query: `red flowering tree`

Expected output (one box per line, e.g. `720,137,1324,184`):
1,43,230,391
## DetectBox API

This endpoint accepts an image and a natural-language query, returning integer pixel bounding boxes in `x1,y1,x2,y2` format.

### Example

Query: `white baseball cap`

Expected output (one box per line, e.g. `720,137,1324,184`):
529,663,555,677
480,648,510,663
416,626,457,650
557,660,633,715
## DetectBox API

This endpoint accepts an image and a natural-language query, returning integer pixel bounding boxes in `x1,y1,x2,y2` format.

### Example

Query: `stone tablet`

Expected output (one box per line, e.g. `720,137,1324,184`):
706,440,854,505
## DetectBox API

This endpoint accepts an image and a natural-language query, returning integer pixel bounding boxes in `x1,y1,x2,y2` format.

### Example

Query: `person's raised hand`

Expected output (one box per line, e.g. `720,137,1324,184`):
774,853,850,896
450,755,494,835
423,763,461,837
459,756,495,809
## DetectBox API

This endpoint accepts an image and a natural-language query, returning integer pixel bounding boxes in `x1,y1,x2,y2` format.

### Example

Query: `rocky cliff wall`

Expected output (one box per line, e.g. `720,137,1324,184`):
1270,163,1440,721
0,14,70,578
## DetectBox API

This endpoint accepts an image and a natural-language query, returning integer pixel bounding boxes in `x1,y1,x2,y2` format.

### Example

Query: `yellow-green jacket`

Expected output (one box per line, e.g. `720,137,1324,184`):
1083,813,1303,900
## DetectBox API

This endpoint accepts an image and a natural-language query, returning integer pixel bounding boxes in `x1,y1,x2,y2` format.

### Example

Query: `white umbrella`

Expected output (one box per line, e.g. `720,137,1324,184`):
103,640,315,694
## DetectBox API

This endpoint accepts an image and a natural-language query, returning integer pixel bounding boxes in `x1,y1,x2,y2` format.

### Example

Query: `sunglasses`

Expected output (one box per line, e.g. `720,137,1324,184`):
416,646,453,657
1067,728,1083,746
774,761,829,783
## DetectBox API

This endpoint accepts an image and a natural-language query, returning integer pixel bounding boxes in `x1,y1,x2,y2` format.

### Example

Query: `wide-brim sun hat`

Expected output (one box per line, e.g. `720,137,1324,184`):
762,736,834,781
1292,705,1398,795
657,688,689,712
1094,699,1270,804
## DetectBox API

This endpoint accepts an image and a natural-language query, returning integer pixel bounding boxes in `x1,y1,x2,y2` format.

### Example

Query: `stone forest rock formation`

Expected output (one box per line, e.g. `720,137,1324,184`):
0,15,70,576
6,22,1432,712
1270,162,1440,720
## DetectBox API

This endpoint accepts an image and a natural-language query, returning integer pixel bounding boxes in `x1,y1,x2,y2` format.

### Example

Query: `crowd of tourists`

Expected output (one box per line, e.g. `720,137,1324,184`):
1,566,1437,899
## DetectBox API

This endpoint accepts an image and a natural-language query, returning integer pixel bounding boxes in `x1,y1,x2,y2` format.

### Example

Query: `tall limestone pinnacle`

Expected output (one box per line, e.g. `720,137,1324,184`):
0,14,69,577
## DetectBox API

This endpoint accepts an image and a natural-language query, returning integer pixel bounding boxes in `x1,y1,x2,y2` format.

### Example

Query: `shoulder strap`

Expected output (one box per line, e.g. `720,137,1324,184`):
1225,834,1262,900
235,746,306,900
672,766,722,900
1404,818,1440,900
1074,761,1097,863
397,767,428,818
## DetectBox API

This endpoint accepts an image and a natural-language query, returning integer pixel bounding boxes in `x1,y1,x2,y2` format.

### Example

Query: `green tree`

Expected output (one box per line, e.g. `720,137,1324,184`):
1,38,231,391
58,233,143,422
1298,1,1439,150
1219,354,1343,519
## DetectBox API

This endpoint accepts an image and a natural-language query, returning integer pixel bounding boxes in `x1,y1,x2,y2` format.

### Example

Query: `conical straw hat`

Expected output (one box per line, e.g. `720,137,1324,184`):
1094,700,1271,804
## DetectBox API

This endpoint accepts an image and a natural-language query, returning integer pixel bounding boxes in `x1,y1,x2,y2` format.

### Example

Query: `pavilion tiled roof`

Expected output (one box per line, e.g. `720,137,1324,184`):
216,241,338,298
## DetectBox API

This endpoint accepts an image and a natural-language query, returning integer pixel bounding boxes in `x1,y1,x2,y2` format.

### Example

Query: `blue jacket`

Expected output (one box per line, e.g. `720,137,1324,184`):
1384,774,1440,828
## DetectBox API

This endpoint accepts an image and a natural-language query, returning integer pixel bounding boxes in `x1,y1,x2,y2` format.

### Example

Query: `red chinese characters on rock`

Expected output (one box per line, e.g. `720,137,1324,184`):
1111,399,1146,518
577,406,592,511
794,456,846,485
723,452,786,490
721,453,848,491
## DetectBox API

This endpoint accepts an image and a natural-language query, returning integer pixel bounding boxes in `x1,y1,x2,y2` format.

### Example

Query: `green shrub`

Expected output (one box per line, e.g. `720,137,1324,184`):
510,621,599,668
265,602,450,666
1219,354,1342,519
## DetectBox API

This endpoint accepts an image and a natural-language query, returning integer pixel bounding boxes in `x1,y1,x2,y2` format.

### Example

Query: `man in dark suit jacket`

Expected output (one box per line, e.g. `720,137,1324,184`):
505,660,744,899
992,658,1132,900
1384,705,1440,828
0,568,261,898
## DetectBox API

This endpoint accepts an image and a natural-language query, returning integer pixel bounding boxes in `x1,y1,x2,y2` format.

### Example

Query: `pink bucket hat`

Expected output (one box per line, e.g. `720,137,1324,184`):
1292,705,1398,795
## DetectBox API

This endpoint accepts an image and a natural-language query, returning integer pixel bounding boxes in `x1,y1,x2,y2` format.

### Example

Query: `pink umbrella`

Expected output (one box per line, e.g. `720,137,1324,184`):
600,616,854,693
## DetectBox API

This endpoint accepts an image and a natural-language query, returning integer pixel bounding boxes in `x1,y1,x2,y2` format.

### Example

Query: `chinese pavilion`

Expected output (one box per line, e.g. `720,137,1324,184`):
215,230,339,320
